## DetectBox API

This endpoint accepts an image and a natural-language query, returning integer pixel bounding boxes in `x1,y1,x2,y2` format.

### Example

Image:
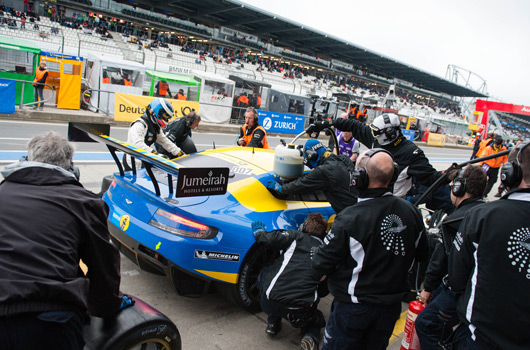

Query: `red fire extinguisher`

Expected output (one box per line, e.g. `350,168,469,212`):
400,300,425,350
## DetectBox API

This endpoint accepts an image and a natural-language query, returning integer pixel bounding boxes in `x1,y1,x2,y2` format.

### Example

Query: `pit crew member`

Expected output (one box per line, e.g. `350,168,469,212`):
267,139,357,214
448,141,530,350
312,149,429,350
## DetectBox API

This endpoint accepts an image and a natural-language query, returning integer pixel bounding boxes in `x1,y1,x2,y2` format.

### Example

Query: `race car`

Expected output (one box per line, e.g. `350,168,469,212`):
72,123,334,311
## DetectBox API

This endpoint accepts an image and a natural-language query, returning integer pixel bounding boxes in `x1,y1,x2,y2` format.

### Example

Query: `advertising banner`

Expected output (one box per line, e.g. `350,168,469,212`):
114,93,200,122
401,129,416,142
0,79,15,114
427,133,446,147
257,110,305,135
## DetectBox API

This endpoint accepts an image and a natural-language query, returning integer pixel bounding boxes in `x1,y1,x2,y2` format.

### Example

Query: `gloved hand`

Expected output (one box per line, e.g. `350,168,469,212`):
120,294,135,310
251,220,266,238
266,180,282,194
314,120,333,132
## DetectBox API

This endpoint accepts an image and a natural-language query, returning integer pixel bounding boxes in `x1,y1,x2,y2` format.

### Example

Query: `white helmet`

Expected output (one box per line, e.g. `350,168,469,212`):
370,113,401,145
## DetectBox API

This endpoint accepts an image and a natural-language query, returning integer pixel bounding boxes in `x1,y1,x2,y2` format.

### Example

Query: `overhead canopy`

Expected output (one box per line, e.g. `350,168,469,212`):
0,36,41,54
228,74,271,89
146,69,199,85
122,0,487,98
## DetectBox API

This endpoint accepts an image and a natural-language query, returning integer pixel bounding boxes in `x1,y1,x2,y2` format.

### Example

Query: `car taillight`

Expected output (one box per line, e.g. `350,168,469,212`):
149,208,218,239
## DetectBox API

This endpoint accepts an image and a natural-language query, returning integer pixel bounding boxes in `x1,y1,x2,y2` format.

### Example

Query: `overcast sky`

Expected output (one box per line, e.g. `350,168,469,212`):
240,0,530,108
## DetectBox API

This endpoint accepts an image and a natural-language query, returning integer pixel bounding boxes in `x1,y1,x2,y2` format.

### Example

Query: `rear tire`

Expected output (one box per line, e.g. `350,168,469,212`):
83,296,181,350
216,244,277,312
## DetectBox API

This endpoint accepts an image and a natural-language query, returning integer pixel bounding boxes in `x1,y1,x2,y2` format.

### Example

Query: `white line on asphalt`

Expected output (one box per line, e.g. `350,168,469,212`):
0,120,67,127
0,137,32,141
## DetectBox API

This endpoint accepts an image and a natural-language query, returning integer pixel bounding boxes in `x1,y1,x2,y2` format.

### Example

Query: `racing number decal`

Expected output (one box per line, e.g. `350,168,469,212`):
120,215,130,231
231,166,253,176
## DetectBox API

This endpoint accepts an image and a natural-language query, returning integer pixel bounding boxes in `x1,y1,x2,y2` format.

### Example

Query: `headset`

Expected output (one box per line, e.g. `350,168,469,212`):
451,169,467,197
186,110,199,127
246,107,258,124
350,148,399,190
500,140,530,188
303,142,324,166
19,155,80,180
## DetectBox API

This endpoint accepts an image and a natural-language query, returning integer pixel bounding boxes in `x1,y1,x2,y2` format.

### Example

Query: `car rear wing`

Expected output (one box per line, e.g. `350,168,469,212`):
68,122,228,197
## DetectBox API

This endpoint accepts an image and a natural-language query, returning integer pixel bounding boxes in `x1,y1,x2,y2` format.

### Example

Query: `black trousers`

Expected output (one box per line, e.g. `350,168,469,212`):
0,311,84,350
483,166,500,196
322,299,401,350
260,292,324,342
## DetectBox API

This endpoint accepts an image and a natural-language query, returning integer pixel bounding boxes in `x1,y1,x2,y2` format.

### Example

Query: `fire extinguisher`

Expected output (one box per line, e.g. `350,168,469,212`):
400,300,425,350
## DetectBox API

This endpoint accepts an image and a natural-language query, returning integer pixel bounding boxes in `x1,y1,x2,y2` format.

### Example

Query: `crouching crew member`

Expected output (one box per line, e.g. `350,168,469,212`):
312,149,429,350
253,213,328,350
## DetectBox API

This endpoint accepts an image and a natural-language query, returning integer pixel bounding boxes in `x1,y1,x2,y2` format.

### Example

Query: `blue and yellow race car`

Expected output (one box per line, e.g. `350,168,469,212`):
75,123,334,311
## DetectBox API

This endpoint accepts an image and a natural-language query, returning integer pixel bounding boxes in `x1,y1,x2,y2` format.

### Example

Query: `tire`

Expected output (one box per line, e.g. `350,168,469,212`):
216,244,277,312
84,296,181,350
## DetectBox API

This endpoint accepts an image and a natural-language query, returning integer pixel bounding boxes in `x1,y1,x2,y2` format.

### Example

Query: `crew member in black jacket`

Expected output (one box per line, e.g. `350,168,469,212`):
267,139,357,214
156,111,201,156
448,140,530,350
253,213,328,350
0,132,131,349
313,149,429,350
314,113,453,212
415,165,487,350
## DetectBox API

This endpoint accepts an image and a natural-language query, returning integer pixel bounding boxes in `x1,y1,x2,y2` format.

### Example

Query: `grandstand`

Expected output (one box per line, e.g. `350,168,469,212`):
4,0,528,140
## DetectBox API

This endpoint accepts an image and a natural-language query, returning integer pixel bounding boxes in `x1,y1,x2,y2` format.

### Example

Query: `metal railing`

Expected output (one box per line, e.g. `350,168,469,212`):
152,49,206,72
0,17,65,52
14,79,56,109
82,88,116,115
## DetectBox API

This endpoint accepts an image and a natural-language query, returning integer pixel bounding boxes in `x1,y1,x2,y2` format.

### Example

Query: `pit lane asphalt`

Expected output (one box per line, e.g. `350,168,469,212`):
1,111,492,349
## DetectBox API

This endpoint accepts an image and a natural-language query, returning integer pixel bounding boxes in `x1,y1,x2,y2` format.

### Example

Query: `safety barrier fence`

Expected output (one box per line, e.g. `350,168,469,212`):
13,79,56,109
82,88,115,115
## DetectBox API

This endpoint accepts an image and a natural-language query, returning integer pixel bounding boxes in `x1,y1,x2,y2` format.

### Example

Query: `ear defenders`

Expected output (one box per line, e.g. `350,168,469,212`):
20,155,80,180
303,142,324,166
500,140,529,188
451,170,466,197
350,148,399,190
304,149,319,164
186,110,198,127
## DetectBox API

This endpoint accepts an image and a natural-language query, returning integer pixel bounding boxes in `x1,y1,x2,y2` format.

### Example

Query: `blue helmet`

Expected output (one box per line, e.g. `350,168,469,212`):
147,98,174,127
303,139,327,169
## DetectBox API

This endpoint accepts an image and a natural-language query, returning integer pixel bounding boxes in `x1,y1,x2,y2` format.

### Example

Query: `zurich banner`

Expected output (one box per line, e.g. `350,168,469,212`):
401,129,416,142
0,79,16,114
258,110,305,135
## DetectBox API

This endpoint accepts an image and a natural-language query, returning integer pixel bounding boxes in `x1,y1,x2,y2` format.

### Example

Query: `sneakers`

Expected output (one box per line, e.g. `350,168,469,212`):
300,335,318,350
38,106,44,111
265,322,282,336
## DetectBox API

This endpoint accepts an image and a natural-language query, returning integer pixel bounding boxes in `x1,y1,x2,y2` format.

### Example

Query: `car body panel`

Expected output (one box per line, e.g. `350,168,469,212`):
103,144,334,285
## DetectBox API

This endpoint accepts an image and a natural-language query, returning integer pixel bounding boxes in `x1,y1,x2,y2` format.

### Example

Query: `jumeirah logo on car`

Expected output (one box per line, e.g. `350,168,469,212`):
176,167,230,197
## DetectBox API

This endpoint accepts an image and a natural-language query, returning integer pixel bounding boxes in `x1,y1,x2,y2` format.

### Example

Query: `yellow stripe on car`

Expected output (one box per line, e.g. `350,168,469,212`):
228,177,307,212
195,270,238,284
